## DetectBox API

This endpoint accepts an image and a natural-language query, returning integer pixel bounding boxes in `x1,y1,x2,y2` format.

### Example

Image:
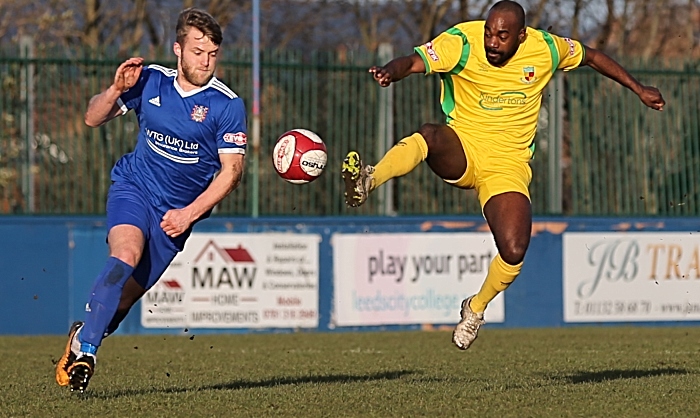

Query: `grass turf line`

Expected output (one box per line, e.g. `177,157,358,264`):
1,327,699,417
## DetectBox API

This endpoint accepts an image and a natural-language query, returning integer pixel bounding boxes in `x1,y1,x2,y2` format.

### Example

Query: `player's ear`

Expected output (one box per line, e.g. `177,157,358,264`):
173,42,182,59
519,29,527,44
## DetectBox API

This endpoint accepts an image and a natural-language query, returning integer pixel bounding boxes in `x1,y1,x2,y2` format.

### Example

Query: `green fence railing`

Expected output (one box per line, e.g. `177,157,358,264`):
1,50,698,217
568,68,700,216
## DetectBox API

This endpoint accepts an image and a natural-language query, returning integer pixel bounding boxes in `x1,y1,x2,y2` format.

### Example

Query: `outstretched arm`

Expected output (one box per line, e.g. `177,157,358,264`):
369,53,426,87
581,46,665,111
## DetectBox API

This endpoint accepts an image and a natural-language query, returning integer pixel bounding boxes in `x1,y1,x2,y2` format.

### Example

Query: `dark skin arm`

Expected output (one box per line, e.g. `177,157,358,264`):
581,45,665,111
369,53,426,87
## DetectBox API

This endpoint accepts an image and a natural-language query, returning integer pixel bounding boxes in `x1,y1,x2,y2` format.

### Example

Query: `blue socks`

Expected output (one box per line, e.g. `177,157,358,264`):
80,257,134,352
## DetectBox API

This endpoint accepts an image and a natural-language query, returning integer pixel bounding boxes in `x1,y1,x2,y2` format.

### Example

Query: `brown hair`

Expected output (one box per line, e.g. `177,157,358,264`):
176,8,223,47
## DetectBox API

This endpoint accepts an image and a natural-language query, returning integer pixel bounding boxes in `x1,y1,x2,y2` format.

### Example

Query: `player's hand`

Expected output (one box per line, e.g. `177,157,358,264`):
113,57,144,93
160,208,195,238
638,85,665,111
369,66,394,87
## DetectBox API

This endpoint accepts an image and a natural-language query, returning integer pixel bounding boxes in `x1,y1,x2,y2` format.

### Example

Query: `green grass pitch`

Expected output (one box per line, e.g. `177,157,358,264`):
2,327,699,417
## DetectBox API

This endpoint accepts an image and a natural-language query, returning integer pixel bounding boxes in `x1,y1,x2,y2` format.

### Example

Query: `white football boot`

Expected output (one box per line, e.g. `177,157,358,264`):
452,296,485,350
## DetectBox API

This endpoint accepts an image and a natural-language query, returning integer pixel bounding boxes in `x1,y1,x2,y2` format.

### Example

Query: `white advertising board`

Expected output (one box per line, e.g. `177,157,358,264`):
564,232,700,322
332,233,502,326
141,233,320,328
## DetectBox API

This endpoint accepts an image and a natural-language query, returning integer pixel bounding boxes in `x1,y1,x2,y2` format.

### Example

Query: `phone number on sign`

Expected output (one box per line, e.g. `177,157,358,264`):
573,300,652,316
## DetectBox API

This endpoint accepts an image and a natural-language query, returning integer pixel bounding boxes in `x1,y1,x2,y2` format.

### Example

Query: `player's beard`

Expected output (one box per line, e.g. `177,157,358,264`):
180,58,214,87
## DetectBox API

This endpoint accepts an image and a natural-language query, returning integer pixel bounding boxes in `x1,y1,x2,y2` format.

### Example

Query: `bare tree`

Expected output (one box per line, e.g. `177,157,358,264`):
83,0,101,49
593,0,615,50
395,0,453,43
527,0,551,30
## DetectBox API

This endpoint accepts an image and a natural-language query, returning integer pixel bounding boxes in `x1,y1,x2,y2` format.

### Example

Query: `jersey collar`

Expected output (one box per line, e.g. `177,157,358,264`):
173,73,218,98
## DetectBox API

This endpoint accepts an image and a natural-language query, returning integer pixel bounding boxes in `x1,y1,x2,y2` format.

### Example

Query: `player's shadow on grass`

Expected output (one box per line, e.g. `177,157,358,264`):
87,370,416,400
553,367,688,384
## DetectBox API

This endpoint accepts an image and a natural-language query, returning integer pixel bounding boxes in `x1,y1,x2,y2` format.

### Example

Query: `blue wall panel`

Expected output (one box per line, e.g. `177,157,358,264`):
1,216,699,335
0,219,71,334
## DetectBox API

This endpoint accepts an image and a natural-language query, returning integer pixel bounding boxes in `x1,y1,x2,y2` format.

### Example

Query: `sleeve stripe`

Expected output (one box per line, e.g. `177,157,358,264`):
414,47,431,75
116,97,128,115
218,148,246,154
538,30,561,74
445,27,470,75
148,64,176,77
212,79,237,99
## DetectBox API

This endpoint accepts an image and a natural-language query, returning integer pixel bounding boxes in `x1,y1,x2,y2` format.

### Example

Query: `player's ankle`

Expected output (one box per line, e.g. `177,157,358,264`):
79,340,98,357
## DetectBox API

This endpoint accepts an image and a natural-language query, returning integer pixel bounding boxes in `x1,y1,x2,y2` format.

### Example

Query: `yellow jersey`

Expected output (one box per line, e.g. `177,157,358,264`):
414,21,585,153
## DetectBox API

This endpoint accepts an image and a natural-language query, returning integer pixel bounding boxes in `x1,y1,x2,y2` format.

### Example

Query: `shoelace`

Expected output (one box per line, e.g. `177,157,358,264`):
461,307,484,333
463,314,484,332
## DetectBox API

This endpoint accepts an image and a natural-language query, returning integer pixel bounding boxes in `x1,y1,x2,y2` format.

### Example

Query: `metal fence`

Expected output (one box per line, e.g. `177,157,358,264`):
1,46,698,217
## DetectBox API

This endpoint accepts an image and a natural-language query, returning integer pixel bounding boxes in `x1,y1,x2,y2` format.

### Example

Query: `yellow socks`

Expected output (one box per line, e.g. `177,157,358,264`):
371,133,428,191
470,254,522,313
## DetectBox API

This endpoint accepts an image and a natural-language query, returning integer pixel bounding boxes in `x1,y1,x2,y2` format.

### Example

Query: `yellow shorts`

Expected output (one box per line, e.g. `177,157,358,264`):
443,127,533,209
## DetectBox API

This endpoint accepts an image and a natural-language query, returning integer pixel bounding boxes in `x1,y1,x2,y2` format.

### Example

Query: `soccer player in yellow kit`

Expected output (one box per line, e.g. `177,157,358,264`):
342,0,665,350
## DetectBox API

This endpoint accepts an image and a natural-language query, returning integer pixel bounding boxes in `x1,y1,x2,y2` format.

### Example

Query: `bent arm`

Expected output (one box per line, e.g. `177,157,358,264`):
84,86,125,127
85,57,144,127
185,153,245,220
160,153,245,238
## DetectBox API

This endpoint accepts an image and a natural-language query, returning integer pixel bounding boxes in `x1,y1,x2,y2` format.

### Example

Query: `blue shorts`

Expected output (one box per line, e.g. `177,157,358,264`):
106,181,190,290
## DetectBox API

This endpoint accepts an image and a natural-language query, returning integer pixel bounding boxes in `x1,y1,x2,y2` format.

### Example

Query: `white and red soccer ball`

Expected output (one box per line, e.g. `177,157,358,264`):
272,129,327,184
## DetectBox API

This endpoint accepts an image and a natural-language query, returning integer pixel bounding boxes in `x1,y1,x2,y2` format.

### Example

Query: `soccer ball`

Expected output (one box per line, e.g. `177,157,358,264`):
272,129,327,184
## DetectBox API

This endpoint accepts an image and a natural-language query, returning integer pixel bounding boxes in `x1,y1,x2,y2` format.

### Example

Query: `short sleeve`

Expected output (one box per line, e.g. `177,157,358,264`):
550,34,585,72
217,98,247,155
116,67,151,114
414,29,468,74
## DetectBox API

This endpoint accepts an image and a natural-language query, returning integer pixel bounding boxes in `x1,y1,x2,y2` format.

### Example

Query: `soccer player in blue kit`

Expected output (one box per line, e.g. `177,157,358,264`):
55,8,247,393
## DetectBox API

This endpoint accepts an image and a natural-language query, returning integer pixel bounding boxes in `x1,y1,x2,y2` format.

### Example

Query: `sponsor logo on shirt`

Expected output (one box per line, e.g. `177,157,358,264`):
520,66,537,84
191,105,209,122
478,91,527,111
147,128,199,155
564,38,576,56
223,132,247,146
424,42,439,61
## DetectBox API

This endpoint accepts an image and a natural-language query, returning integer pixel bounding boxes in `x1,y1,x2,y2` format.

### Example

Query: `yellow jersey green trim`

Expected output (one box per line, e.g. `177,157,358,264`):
538,30,560,74
441,27,470,122
413,47,431,75
445,27,470,74
440,74,455,123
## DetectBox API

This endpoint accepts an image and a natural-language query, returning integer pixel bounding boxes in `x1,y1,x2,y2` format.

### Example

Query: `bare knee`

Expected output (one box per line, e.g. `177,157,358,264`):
417,123,440,148
499,239,529,265
107,225,144,267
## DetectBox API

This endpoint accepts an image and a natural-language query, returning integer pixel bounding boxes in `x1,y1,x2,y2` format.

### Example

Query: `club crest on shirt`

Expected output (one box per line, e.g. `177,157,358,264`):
521,66,537,84
191,105,209,122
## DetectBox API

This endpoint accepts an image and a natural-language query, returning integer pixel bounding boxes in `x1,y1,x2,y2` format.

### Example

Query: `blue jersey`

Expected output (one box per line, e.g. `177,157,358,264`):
113,64,247,216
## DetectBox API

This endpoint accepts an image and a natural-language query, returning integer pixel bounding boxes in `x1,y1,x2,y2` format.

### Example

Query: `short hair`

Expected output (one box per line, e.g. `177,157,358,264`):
489,0,526,30
176,8,223,47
